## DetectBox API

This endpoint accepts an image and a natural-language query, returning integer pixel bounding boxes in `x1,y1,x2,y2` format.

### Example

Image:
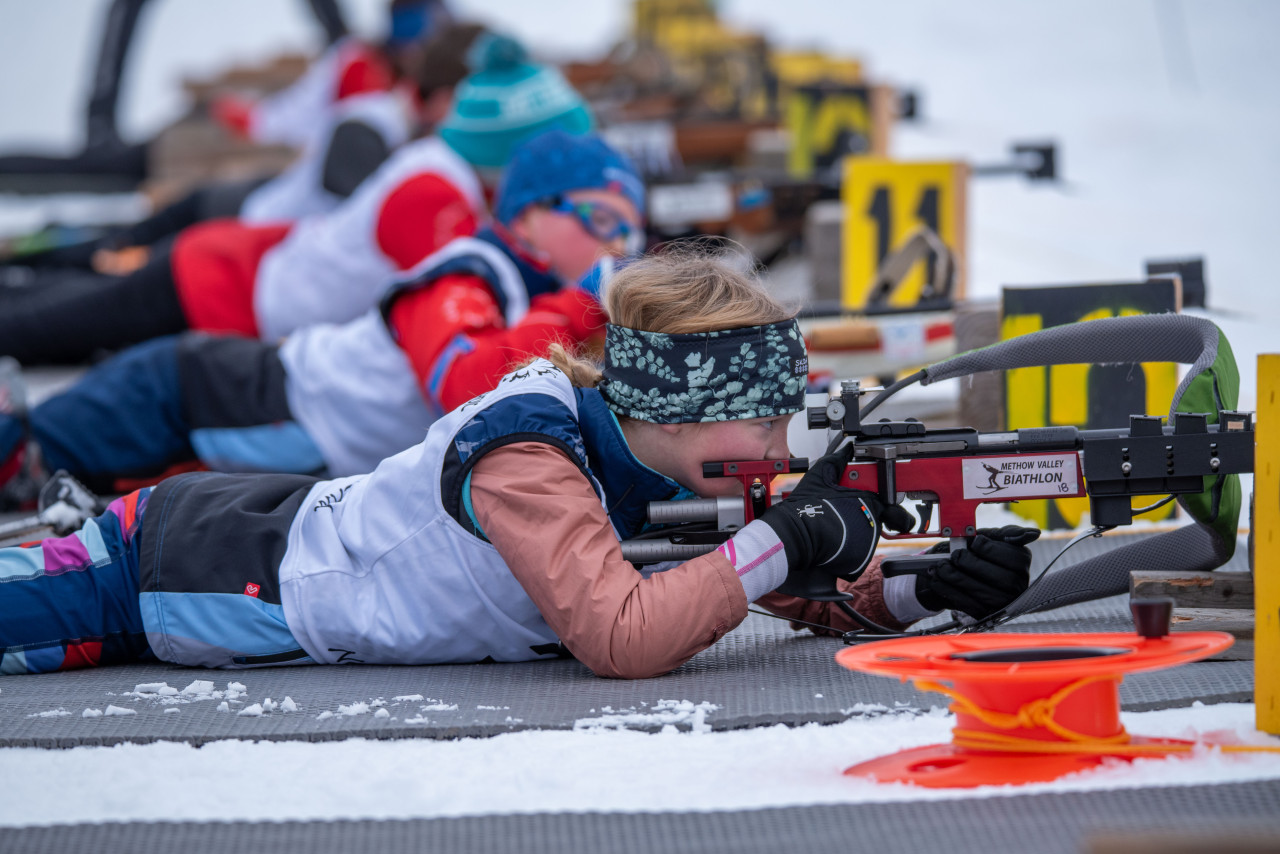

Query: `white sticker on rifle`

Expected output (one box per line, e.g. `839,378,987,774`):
961,453,1080,500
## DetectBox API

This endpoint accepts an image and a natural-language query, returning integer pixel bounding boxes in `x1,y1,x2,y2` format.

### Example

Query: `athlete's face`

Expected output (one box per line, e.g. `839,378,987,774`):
513,188,643,283
634,415,795,498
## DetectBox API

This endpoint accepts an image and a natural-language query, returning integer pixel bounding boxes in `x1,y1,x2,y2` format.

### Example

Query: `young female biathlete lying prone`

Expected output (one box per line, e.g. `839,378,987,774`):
0,251,1037,678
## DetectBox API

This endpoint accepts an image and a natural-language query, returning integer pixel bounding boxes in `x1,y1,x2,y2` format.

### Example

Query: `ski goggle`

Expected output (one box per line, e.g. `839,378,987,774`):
544,196,644,254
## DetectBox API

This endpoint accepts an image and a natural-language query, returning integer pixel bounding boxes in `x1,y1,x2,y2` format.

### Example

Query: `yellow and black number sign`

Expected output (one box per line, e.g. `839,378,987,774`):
1002,279,1182,529
786,84,890,178
841,159,968,310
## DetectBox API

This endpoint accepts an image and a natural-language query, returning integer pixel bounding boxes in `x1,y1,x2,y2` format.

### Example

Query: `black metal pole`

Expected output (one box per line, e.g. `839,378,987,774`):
305,0,349,45
85,0,149,150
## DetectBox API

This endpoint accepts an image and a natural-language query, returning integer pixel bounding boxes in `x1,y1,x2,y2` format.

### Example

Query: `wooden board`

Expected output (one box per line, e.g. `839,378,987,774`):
146,116,296,205
1171,607,1254,661
672,120,774,164
1131,570,1253,609
1087,832,1280,854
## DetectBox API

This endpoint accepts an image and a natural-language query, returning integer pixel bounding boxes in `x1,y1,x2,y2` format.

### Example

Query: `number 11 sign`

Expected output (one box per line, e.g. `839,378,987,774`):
840,158,969,311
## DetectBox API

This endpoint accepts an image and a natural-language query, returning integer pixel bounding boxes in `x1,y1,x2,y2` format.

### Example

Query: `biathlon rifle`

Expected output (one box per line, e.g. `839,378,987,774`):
620,313,1253,635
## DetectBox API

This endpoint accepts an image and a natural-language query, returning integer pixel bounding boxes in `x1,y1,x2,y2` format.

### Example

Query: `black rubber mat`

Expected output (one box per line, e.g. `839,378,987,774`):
0,530,1255,746
4,779,1278,854
0,606,1252,747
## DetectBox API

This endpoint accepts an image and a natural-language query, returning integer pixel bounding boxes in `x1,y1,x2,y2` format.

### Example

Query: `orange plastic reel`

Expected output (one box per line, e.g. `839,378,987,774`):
835,631,1234,788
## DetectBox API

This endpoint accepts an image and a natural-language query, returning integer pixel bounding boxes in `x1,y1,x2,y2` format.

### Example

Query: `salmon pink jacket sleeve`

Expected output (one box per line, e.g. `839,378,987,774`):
469,442,901,678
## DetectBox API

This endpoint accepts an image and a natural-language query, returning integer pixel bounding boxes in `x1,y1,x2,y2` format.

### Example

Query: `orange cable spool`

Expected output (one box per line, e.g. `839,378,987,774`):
835,628,1238,788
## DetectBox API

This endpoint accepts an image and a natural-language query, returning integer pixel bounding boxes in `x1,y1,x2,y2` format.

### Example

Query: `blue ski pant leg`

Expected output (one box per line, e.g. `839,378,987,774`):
30,335,194,492
0,413,21,466
28,333,325,491
0,489,153,674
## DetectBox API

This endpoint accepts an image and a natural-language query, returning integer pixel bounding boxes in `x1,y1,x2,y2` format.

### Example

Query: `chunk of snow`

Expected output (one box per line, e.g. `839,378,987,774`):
574,699,719,734
132,682,171,694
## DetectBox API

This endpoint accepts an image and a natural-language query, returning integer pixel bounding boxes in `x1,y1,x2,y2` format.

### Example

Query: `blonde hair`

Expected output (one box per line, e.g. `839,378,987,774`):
546,242,796,386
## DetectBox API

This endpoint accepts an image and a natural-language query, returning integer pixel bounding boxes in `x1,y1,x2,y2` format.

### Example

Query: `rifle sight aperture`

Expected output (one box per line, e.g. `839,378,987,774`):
807,380,867,433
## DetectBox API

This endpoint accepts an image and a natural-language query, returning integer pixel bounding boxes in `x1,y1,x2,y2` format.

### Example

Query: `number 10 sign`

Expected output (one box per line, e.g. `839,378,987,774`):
840,158,968,311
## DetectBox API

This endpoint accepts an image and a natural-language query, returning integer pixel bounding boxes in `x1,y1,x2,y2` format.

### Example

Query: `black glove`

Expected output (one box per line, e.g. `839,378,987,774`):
915,525,1039,619
761,443,914,600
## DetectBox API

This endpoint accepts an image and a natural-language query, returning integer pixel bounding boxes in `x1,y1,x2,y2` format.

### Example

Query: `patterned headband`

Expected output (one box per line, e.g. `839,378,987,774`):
599,320,809,424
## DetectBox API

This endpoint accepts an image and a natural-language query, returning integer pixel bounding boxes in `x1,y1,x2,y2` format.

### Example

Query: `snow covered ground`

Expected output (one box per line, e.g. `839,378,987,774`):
1,0,1278,827
1,697,1279,825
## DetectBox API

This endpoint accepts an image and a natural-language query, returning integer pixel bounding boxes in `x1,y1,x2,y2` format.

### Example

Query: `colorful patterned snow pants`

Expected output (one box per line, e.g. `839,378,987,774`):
0,489,154,674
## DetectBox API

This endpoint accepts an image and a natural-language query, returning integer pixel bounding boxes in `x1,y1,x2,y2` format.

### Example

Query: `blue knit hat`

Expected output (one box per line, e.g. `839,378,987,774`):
386,0,449,47
494,130,646,226
439,34,594,170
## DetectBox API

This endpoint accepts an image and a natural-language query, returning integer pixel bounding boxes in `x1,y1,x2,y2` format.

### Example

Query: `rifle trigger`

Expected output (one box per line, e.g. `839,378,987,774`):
915,500,935,534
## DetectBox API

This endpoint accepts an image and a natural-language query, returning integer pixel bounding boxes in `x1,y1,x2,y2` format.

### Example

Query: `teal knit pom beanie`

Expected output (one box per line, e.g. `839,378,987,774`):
439,34,594,170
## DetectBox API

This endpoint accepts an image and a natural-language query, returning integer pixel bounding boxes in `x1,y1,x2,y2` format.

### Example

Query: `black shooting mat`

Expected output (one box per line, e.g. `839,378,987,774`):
3,780,1279,854
0,530,1255,747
